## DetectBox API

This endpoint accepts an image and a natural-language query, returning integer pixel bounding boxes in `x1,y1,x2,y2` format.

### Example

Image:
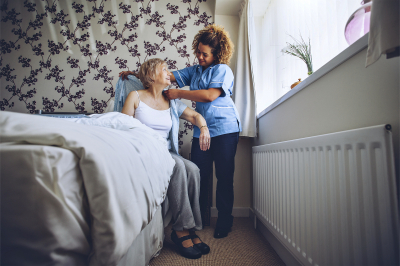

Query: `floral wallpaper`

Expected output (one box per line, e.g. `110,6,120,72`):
0,0,214,157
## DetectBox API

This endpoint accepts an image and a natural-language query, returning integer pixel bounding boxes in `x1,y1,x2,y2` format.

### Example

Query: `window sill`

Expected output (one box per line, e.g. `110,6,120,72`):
257,33,369,120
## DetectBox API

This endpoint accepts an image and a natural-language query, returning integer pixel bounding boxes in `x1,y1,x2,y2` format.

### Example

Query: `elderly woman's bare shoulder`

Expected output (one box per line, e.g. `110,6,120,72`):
125,90,141,104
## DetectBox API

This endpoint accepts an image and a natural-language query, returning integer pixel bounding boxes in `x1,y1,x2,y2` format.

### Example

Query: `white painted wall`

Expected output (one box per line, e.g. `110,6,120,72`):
253,48,400,194
211,3,400,213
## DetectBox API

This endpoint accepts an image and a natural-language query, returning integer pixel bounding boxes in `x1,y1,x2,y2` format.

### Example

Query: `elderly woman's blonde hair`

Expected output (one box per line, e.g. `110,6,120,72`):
138,58,166,89
192,24,234,65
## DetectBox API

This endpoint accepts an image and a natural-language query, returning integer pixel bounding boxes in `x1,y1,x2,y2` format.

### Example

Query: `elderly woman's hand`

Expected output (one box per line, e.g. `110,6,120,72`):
199,126,211,151
179,107,210,151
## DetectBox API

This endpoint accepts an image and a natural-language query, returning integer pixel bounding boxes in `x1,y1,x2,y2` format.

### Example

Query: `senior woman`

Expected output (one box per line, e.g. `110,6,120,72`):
117,58,210,260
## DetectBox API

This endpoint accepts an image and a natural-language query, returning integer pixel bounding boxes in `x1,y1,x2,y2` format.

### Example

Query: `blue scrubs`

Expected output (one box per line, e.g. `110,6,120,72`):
173,63,242,137
173,63,241,229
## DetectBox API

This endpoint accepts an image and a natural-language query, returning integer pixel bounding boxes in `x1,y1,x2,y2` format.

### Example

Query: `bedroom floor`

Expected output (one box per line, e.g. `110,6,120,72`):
149,217,285,266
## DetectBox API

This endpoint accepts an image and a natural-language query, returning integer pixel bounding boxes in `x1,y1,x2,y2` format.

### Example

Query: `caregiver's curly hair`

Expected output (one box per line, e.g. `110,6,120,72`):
192,24,234,65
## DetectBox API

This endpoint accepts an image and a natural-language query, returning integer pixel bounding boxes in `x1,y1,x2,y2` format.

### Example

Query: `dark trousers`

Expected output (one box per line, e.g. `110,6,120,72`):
191,132,239,228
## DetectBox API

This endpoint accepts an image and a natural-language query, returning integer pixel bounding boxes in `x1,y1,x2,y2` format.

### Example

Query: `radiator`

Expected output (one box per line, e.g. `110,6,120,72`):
252,125,399,266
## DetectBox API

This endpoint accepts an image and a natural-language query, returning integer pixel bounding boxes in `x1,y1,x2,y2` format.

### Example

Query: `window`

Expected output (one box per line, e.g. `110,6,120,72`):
253,0,363,114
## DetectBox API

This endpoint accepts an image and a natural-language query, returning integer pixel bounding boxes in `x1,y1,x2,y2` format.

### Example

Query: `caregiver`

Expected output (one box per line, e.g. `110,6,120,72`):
164,24,242,239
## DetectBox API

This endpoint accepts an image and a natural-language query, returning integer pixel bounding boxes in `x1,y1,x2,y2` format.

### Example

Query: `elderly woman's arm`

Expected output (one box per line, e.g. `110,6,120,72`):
180,107,211,151
121,91,138,116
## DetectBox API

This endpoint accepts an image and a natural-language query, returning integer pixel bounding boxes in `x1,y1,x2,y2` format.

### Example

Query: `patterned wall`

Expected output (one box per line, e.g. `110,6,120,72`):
0,0,214,157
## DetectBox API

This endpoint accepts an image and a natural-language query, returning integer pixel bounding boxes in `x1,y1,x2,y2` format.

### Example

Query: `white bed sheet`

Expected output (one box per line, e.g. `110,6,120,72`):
1,143,90,265
0,111,175,265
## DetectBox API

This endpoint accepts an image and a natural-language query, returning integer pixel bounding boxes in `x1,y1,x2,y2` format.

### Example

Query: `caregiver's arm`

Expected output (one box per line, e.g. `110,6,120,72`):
180,107,211,151
163,87,222,103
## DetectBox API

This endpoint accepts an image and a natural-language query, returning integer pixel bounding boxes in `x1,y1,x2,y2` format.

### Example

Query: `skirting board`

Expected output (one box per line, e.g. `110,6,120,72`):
211,207,250,217
249,208,301,266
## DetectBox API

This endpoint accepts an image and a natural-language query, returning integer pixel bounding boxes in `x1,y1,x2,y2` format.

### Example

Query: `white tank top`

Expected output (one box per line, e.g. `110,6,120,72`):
134,91,172,141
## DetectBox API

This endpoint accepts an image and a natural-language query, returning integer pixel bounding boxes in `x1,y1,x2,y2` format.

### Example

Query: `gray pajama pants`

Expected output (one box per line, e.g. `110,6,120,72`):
168,152,202,231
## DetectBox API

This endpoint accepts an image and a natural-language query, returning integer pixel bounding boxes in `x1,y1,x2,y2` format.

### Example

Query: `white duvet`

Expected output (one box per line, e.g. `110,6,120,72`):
0,111,175,265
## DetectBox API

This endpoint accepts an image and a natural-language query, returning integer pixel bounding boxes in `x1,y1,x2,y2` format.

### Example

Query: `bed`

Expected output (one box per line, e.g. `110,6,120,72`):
0,111,175,265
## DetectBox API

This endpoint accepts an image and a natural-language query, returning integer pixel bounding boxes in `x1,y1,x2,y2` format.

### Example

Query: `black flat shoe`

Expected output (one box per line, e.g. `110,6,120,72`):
214,227,231,239
171,231,202,259
190,233,210,254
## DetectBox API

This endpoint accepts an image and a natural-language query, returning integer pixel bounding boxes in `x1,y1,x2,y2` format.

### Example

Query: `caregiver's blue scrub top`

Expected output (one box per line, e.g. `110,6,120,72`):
172,63,242,138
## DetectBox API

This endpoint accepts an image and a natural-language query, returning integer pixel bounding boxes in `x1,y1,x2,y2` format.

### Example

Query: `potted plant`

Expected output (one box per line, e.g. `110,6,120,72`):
282,35,313,89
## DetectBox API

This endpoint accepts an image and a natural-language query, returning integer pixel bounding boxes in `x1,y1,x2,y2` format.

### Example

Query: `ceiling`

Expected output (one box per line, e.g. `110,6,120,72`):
215,0,271,17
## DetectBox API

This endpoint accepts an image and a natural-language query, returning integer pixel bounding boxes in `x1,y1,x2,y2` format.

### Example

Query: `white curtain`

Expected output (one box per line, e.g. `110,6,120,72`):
366,0,400,66
233,0,257,137
254,0,361,114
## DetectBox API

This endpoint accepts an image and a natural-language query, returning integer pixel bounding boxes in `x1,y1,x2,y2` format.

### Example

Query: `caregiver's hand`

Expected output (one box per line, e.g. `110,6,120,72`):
119,71,137,80
163,89,180,100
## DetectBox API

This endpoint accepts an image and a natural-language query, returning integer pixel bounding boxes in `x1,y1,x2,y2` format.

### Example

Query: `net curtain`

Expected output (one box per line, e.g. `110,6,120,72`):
232,0,258,138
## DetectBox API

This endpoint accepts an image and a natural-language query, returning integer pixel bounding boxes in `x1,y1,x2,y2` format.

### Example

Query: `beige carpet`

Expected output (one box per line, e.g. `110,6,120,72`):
149,217,286,266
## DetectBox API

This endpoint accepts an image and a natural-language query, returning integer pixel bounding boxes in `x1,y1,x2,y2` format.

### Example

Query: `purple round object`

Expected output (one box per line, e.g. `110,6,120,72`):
345,0,372,45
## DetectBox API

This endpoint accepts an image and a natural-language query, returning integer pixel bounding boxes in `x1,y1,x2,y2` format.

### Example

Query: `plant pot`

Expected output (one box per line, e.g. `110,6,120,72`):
290,78,301,89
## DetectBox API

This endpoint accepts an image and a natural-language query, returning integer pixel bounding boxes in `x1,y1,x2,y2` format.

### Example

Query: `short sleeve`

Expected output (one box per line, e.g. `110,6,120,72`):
208,64,234,97
175,99,188,118
172,66,196,88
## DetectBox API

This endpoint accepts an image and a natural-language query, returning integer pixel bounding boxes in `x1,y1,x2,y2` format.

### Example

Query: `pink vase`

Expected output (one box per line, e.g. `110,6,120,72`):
344,0,372,45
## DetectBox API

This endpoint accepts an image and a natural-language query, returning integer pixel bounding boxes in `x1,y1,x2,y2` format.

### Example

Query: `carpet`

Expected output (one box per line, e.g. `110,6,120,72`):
149,217,286,266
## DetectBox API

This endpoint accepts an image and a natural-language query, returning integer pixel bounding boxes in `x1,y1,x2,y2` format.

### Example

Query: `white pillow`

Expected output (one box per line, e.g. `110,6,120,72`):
63,112,142,131
104,99,115,113
63,112,168,146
